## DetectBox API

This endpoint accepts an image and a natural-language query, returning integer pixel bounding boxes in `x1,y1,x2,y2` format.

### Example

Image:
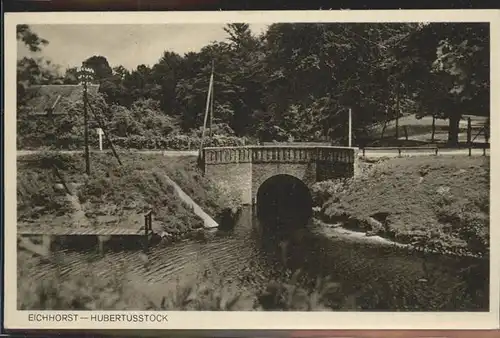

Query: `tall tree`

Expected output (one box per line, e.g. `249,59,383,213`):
16,24,48,52
261,23,417,143
16,25,59,104
83,55,130,105
82,55,113,81
396,23,489,145
62,67,80,84
150,51,183,114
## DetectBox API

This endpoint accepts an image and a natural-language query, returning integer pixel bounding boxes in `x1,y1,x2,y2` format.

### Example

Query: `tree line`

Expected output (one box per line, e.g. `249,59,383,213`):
17,22,489,148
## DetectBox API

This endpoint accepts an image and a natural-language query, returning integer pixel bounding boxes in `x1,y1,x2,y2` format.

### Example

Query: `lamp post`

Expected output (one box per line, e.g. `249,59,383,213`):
78,65,95,175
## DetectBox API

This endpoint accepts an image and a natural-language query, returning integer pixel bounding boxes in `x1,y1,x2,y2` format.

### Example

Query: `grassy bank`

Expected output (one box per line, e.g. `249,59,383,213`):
17,151,240,237
312,156,489,257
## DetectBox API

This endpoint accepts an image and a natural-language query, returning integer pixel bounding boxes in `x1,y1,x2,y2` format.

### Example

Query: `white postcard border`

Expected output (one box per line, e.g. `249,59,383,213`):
4,9,500,330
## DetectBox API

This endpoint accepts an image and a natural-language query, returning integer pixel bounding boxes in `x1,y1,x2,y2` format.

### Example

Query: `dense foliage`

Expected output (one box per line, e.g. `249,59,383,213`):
17,23,489,148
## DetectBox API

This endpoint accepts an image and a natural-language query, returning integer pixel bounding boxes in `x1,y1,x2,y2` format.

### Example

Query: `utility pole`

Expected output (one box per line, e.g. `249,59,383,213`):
83,79,90,175
79,64,95,176
209,60,214,138
348,107,352,148
395,82,400,140
199,62,214,157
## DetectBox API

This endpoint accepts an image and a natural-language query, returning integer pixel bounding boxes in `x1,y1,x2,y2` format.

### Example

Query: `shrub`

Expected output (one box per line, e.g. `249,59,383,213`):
17,154,78,220
255,270,340,311
108,134,247,150
18,252,337,311
17,94,251,151
18,252,148,310
17,171,73,220
310,179,352,207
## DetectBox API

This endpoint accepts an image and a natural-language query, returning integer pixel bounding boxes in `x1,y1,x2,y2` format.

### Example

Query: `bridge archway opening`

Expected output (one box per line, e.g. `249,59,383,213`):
256,174,313,233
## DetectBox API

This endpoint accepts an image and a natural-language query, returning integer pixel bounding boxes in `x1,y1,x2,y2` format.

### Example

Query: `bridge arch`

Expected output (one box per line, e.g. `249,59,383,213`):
256,174,313,232
202,145,357,205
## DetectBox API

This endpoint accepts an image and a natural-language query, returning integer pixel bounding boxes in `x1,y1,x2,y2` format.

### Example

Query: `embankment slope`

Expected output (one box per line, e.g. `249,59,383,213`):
314,156,489,256
17,152,240,238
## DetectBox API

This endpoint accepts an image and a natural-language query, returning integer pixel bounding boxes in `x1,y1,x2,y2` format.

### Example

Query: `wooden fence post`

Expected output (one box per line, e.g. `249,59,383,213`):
484,122,489,156
467,117,472,156
431,115,436,142
144,210,152,252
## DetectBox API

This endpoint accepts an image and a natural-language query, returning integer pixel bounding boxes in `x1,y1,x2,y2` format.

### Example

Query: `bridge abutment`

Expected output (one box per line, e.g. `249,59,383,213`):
203,147,253,204
202,146,357,205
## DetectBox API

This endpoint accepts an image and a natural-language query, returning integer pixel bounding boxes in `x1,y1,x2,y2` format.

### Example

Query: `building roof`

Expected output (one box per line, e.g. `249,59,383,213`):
23,84,100,115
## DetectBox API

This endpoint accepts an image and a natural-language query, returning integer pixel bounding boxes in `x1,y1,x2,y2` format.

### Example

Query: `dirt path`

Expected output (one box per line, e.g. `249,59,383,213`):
360,148,489,158
18,148,489,158
16,150,199,157
67,194,91,228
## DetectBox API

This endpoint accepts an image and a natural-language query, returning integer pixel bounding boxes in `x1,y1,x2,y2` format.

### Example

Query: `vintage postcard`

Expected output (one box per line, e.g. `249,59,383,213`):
3,9,499,330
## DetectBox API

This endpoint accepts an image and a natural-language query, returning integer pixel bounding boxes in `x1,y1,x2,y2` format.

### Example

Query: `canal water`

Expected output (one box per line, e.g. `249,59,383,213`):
18,207,489,311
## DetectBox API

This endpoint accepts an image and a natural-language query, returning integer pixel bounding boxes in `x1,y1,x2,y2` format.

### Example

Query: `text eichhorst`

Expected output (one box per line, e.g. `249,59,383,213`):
28,313,169,323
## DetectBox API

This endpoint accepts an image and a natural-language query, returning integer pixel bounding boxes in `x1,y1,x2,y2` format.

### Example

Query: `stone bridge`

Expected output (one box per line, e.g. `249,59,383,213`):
201,145,358,228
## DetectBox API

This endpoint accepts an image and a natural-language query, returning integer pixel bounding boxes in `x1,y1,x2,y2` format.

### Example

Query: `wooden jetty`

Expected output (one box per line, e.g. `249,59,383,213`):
17,211,155,256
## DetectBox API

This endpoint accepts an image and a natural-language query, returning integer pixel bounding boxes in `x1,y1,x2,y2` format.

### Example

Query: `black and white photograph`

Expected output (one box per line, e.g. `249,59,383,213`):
4,10,498,330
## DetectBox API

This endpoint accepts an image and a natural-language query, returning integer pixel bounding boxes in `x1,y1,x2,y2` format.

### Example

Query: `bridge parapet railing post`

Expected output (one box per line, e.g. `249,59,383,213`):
250,146,319,163
203,145,357,165
316,146,356,163
203,147,252,164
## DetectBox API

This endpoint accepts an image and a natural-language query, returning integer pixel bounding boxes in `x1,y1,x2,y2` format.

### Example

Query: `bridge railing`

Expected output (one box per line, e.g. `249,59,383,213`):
203,146,356,164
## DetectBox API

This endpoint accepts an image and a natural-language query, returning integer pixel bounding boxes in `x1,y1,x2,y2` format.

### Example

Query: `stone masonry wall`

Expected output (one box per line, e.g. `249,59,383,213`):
204,162,253,204
203,146,357,205
203,147,253,204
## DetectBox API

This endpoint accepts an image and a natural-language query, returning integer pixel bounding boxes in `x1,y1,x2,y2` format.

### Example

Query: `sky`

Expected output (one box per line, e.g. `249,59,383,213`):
17,23,270,71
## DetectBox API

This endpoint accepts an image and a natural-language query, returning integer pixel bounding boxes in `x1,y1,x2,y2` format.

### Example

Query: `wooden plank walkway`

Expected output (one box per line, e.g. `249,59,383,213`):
17,227,147,236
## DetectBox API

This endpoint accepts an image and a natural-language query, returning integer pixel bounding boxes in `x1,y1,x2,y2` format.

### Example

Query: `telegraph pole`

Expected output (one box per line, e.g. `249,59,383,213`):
209,60,214,138
395,82,400,140
348,107,352,148
79,65,94,176
199,62,214,157
83,77,90,175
